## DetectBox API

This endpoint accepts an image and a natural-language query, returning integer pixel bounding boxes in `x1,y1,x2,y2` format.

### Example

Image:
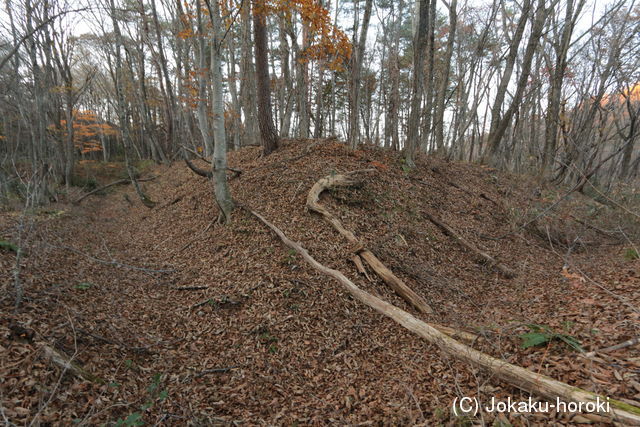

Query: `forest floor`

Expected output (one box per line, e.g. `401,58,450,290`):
1,139,639,425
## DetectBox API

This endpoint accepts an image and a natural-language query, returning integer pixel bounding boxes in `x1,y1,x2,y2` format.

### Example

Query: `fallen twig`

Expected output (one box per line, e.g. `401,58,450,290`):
177,221,214,253
585,337,640,357
422,210,517,278
195,366,238,377
174,285,209,291
191,299,212,309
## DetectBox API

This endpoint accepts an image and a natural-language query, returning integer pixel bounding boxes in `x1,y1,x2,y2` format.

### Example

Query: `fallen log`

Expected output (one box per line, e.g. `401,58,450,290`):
246,207,640,425
74,176,156,204
306,171,433,314
422,210,517,278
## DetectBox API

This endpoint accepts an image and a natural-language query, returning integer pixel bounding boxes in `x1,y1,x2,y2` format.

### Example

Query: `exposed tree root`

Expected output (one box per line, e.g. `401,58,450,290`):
306,171,434,314
246,207,640,425
422,210,517,278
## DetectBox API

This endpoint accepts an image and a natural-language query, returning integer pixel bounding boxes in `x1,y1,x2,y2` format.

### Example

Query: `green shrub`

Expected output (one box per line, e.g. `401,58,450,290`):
519,324,583,352
624,248,639,261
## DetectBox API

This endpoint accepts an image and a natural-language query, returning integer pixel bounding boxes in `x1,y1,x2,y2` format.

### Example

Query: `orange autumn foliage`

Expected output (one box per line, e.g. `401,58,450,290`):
54,110,118,154
258,0,352,71
179,0,351,72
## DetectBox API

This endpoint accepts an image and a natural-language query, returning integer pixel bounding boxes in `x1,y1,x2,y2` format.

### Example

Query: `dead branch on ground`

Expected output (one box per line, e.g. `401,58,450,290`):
182,145,243,178
245,206,640,425
422,210,517,278
40,343,103,384
585,336,640,357
74,176,156,204
174,285,209,291
307,170,434,314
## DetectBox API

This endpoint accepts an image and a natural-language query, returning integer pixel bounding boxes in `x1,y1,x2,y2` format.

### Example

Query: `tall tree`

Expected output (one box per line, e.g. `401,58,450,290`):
252,0,279,155
433,0,457,154
205,0,235,221
347,0,373,148
541,0,585,175
484,0,550,165
404,0,429,167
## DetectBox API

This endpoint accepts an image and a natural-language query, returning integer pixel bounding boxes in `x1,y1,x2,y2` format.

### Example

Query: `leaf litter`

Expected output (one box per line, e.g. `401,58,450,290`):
1,139,639,425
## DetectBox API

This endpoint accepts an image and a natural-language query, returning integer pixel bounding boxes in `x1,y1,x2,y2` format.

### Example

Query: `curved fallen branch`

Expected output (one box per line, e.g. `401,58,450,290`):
74,176,156,204
185,158,212,178
184,157,242,179
246,207,640,425
307,171,433,314
422,210,517,278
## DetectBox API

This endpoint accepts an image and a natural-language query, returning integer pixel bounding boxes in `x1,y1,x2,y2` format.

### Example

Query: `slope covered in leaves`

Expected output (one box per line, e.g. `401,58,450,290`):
1,139,639,425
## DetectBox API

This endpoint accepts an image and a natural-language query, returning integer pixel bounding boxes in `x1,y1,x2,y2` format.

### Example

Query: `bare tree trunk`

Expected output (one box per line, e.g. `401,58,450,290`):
207,0,234,221
405,0,429,167
240,2,259,146
420,0,437,152
297,18,310,138
541,0,584,175
313,65,325,138
620,94,639,179
278,16,293,137
252,0,279,155
348,0,373,149
195,5,212,155
227,31,242,150
433,0,457,154
149,0,177,156
485,0,549,165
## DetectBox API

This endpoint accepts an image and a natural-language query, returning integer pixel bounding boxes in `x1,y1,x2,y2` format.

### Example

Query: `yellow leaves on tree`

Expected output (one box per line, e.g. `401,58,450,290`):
58,110,118,154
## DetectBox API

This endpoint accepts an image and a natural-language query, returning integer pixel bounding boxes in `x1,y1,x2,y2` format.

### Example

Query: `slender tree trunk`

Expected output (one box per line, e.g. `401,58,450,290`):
541,0,584,175
240,1,259,146
405,0,430,167
433,0,457,154
252,0,279,155
297,18,310,138
149,0,178,156
195,5,213,155
348,0,373,149
420,0,437,152
278,16,293,136
208,0,235,221
485,0,548,165
227,30,242,150
389,0,402,150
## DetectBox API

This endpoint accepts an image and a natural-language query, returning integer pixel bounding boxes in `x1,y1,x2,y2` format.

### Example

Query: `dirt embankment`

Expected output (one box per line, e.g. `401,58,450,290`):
1,139,639,425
